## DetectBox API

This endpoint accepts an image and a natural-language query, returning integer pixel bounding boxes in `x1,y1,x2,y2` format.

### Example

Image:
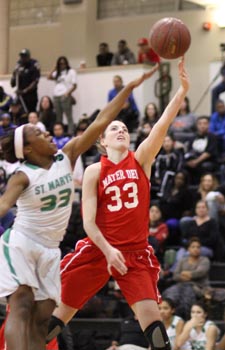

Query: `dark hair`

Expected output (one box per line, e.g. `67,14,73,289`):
56,56,71,79
197,115,210,123
1,131,18,163
118,40,126,45
53,122,65,129
143,102,159,125
178,96,190,115
187,237,201,248
191,301,208,314
162,298,176,309
99,42,108,48
39,96,54,112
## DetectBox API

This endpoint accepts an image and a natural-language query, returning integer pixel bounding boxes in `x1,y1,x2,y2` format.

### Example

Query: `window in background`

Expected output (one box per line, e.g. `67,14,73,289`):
97,0,204,19
10,0,60,26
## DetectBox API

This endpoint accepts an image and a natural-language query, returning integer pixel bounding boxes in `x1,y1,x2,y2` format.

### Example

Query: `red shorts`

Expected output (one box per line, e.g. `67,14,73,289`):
60,239,161,309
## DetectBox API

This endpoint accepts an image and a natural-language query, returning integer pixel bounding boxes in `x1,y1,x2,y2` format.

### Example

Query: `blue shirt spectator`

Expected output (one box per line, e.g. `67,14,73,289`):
52,122,70,149
209,100,225,154
0,113,16,137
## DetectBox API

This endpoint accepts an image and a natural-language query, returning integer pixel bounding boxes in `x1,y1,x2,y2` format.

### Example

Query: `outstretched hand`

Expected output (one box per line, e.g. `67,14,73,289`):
129,63,159,89
178,56,189,91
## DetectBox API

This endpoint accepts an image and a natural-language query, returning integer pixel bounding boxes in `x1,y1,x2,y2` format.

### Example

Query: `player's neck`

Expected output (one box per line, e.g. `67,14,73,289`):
107,149,128,164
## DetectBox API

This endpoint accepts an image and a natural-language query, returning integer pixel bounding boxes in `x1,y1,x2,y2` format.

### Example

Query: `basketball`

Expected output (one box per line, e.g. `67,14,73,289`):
149,17,191,59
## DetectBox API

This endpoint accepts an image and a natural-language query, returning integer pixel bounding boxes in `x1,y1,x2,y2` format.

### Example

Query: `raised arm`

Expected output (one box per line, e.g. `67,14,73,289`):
63,64,159,167
135,57,189,177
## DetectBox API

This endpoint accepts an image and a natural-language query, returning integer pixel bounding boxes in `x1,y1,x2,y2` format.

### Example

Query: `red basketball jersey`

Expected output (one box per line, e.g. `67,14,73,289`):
94,151,150,250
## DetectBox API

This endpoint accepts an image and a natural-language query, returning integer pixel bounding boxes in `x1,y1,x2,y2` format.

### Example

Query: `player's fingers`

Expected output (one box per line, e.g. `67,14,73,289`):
107,264,112,275
118,251,126,263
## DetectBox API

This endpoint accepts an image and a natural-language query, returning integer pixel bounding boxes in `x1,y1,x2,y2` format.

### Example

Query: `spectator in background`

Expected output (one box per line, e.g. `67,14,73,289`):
28,111,46,133
111,40,136,65
209,99,225,156
135,121,152,149
0,113,16,137
108,75,139,131
159,298,185,350
177,302,219,350
0,86,13,114
154,134,184,195
162,238,210,320
52,122,71,150
211,60,225,113
39,96,56,134
142,102,160,127
10,48,40,113
9,97,28,126
47,56,77,135
96,43,113,67
170,96,196,142
149,205,169,260
137,38,160,65
184,116,218,184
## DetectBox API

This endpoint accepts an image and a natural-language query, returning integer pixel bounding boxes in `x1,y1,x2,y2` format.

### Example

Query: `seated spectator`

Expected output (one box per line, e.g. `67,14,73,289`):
96,42,113,67
158,171,193,245
0,86,13,114
0,113,16,137
179,200,220,259
184,116,218,184
209,99,225,156
105,313,149,350
159,298,185,350
193,173,219,204
28,111,46,132
154,134,184,195
111,39,136,65
39,96,56,134
135,121,151,150
52,122,71,149
149,204,169,260
137,37,160,64
170,96,196,142
142,102,159,127
9,97,28,125
177,302,220,350
108,75,139,131
162,238,210,320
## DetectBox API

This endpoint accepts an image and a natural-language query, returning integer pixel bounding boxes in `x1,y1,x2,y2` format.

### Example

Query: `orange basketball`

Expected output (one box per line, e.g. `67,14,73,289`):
149,17,191,59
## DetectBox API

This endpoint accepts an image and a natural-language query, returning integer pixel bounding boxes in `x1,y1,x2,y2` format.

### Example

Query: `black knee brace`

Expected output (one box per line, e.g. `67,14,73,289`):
144,320,171,350
46,315,65,343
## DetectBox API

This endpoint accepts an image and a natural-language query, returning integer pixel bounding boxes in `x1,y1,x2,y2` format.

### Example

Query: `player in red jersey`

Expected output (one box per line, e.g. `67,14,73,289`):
47,58,189,350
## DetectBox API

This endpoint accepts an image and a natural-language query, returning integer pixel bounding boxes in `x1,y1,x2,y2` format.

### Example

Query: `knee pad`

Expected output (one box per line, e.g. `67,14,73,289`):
144,320,171,350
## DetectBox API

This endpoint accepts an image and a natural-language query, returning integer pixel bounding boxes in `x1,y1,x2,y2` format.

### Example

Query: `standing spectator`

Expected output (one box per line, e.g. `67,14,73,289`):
137,38,160,65
108,75,139,131
0,113,16,137
0,87,13,114
52,122,71,150
96,43,113,67
47,56,77,135
185,116,218,184
209,99,225,155
39,96,56,134
111,40,136,65
28,111,46,133
142,102,160,127
211,60,225,113
10,48,40,113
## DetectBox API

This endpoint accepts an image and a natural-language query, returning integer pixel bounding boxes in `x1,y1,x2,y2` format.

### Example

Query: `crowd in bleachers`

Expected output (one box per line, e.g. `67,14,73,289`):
1,46,225,350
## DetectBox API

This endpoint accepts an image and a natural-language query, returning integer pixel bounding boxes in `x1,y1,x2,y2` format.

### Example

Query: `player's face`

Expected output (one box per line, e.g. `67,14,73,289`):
159,301,174,320
24,125,57,157
102,121,130,152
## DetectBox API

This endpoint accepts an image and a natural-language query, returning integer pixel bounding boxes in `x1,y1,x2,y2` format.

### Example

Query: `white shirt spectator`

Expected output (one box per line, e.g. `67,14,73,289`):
52,69,77,97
